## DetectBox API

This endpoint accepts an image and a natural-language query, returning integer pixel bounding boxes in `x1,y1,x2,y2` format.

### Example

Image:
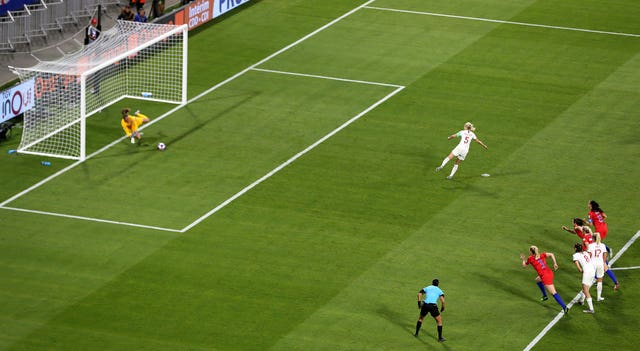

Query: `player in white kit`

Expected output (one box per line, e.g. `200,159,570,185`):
588,231,608,301
572,242,596,313
435,122,488,179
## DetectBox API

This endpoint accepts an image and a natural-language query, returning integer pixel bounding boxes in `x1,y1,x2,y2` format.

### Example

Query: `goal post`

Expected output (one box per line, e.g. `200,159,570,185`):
10,21,188,161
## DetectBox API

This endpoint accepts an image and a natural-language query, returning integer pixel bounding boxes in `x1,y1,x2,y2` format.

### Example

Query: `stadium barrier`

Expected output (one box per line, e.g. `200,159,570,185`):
155,0,251,30
1,79,35,123
0,0,114,52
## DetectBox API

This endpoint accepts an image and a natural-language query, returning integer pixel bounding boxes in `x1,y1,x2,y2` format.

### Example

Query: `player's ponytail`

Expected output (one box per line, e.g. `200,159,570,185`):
593,231,602,244
589,200,603,213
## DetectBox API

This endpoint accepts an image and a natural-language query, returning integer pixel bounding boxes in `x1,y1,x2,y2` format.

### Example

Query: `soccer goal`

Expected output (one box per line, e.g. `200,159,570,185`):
9,21,188,161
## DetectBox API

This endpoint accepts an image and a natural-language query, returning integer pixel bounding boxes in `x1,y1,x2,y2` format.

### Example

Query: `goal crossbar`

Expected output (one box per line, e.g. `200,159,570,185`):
10,21,188,161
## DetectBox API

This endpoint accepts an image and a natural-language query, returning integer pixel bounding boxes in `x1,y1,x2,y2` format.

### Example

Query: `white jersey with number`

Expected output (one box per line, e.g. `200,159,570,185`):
573,251,596,286
588,242,607,278
451,130,477,160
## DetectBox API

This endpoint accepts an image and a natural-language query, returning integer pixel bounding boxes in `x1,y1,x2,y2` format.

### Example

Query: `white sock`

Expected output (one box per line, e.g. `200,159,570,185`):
449,164,458,177
440,157,450,167
578,291,585,303
586,297,594,311
597,282,603,299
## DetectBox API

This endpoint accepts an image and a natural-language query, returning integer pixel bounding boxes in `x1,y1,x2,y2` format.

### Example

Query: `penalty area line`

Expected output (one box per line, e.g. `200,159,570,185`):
611,266,640,271
250,68,404,88
523,230,640,351
0,0,377,228
1,206,181,233
180,85,405,233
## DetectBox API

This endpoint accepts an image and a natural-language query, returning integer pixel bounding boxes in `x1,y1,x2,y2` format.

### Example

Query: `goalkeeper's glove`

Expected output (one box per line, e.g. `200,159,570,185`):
440,306,445,312
134,110,140,116
417,301,423,309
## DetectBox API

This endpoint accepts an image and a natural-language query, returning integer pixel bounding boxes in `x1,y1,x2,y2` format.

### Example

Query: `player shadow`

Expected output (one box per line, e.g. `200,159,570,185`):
476,169,531,178
479,271,563,314
376,304,414,334
437,177,500,199
83,92,258,181
165,91,258,146
476,272,535,303
376,305,443,348
92,91,258,158
426,163,531,180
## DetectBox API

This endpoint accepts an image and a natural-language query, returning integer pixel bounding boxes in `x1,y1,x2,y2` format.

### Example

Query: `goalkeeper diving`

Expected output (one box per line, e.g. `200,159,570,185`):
120,108,150,143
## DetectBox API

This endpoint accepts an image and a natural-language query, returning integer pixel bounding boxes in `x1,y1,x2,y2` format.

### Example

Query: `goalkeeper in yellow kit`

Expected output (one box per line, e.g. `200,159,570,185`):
120,108,150,143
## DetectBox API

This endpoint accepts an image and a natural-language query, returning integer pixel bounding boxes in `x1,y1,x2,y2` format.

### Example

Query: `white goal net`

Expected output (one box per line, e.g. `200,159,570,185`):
10,21,188,161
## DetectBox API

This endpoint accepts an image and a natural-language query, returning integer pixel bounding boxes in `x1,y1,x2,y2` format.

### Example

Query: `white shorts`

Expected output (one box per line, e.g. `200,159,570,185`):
581,268,596,286
451,145,469,161
593,263,605,278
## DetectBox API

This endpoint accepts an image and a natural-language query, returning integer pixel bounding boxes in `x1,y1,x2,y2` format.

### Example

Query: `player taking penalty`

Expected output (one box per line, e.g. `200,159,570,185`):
435,122,488,179
121,108,150,143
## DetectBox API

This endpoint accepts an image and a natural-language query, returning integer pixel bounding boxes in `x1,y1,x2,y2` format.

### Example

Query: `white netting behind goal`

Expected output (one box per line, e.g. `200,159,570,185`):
11,21,187,160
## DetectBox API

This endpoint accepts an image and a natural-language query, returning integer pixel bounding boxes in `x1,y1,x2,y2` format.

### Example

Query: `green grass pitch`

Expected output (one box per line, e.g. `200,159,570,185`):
1,0,639,350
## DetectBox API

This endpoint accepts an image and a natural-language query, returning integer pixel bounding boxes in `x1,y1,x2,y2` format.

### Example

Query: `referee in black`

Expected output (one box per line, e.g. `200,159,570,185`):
415,278,446,342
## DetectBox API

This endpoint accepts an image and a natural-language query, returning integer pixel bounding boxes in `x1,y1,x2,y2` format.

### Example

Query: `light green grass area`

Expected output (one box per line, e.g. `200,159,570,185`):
1,0,639,350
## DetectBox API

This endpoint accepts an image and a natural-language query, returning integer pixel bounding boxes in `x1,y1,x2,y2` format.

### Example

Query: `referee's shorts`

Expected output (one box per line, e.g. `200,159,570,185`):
420,303,440,317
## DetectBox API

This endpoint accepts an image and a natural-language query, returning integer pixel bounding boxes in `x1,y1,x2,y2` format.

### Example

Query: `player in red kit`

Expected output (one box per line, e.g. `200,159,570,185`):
520,246,568,314
562,218,593,250
587,200,608,239
586,200,619,290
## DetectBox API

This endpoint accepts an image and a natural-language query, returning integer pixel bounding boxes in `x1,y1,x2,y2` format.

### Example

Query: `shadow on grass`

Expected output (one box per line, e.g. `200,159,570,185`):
376,304,442,348
477,272,539,304
84,92,258,180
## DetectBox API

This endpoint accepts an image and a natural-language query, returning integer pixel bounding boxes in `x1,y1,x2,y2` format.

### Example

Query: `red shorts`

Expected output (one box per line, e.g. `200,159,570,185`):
596,227,608,240
539,271,554,285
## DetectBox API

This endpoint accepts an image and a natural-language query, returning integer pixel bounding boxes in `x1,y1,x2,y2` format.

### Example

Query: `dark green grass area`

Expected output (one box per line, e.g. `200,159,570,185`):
1,0,639,350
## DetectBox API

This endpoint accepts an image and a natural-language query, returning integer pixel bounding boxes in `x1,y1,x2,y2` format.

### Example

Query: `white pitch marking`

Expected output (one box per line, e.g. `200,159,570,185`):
0,101,187,209
180,85,405,233
250,67,404,88
609,230,640,265
523,230,640,351
0,0,383,230
186,0,378,105
2,206,181,232
610,266,640,271
364,6,640,38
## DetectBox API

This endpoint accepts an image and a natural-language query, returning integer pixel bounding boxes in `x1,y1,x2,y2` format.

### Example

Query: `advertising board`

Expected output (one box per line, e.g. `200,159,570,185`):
1,79,35,123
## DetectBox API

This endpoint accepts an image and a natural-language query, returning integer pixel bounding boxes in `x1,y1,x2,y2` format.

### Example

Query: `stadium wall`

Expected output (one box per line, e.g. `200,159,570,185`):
156,0,251,30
